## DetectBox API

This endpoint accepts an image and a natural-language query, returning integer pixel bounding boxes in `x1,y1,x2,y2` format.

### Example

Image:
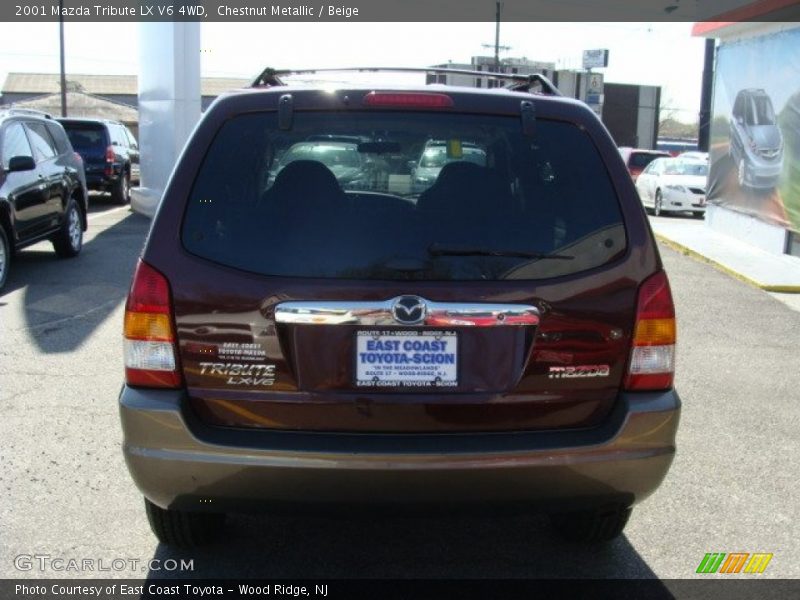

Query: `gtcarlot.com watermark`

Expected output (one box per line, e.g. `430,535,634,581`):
14,554,194,573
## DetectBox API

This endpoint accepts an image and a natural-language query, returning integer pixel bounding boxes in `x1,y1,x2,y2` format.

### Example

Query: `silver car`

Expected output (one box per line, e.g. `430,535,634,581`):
729,89,783,189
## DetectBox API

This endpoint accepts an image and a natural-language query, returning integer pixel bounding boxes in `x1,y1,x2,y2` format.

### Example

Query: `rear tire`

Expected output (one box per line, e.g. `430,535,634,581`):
144,498,226,548
0,225,10,292
52,199,83,258
111,171,131,205
550,505,632,543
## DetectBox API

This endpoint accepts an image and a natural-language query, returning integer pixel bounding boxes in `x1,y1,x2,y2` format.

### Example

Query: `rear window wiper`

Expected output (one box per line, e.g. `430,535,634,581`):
428,243,573,260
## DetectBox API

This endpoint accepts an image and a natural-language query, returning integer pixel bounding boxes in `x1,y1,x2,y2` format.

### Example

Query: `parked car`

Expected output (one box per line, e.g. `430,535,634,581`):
57,118,139,204
119,69,680,547
0,109,88,291
657,139,698,156
678,151,709,162
635,157,708,217
729,88,783,189
618,147,670,181
268,139,387,191
410,140,487,193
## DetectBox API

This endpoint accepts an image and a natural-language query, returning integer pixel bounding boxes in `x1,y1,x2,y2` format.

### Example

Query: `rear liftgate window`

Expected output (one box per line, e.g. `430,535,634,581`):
182,112,626,281
62,123,107,153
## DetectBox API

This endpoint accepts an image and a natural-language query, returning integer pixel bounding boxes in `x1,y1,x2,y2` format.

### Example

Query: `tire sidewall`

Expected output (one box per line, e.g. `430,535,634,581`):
111,171,130,205
53,198,83,258
66,202,82,254
0,225,9,291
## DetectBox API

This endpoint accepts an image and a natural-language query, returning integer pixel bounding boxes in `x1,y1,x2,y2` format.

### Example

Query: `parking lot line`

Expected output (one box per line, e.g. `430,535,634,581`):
88,205,133,222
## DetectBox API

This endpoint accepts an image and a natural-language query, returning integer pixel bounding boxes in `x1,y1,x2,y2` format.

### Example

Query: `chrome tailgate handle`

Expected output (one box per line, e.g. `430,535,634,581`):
275,297,539,327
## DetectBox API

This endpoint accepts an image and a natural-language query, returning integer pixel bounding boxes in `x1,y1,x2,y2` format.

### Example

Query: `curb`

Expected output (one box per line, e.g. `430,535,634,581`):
655,234,800,294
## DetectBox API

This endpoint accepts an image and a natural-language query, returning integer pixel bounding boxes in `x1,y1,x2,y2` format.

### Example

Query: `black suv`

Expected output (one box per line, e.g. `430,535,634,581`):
0,109,88,291
119,68,680,547
58,118,139,204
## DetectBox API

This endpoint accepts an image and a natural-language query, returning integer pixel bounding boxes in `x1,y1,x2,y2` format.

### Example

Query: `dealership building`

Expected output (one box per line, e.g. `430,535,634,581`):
432,55,661,150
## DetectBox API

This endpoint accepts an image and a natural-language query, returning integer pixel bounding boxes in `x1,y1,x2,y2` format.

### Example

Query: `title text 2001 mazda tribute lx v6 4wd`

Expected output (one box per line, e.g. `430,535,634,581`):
119,68,680,547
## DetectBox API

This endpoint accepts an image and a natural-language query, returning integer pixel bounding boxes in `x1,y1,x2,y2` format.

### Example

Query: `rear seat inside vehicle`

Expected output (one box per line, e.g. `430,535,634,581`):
199,157,569,278
416,162,515,247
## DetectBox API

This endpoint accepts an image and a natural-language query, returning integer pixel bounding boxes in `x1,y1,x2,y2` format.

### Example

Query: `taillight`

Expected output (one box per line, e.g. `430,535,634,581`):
363,92,454,108
105,145,115,176
123,259,182,388
624,271,676,391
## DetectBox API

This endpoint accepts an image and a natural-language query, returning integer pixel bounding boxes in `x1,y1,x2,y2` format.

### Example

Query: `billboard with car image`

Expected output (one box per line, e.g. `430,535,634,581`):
708,27,800,235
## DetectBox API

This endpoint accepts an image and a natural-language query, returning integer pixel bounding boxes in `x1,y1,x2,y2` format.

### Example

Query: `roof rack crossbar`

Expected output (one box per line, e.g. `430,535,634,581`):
250,67,561,95
504,74,562,95
251,68,286,87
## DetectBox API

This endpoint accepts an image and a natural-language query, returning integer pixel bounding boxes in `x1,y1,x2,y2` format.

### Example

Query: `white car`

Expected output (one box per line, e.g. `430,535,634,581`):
678,151,709,162
635,158,708,218
410,140,487,193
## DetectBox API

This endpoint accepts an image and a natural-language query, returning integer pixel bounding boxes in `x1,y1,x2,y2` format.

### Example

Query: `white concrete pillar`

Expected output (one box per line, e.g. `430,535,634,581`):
131,22,201,217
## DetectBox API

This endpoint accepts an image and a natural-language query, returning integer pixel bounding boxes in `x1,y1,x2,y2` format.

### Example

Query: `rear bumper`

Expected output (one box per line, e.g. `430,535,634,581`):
119,387,680,513
85,174,116,189
84,164,123,189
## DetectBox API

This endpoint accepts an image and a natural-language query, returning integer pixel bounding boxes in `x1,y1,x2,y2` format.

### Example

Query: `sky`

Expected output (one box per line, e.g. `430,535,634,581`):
713,27,800,116
0,21,706,123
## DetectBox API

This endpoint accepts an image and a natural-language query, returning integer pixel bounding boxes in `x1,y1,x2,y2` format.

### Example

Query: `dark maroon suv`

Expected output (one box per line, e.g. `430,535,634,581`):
119,68,680,547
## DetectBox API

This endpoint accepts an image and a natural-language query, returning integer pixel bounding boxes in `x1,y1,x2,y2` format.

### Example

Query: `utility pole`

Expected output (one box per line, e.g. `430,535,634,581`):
481,1,509,84
58,0,67,117
494,1,501,71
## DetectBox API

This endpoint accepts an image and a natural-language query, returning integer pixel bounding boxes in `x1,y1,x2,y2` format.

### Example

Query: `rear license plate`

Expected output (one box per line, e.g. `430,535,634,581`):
356,330,458,388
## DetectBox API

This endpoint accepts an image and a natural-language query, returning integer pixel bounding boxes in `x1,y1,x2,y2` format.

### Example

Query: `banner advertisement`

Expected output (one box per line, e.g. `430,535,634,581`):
708,27,800,234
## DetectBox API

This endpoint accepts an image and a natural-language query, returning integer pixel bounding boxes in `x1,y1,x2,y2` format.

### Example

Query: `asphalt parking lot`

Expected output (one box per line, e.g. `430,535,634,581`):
1,202,798,580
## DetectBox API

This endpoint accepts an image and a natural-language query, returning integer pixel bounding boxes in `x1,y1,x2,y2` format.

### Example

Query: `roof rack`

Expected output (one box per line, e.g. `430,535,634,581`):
1,107,53,119
251,67,561,96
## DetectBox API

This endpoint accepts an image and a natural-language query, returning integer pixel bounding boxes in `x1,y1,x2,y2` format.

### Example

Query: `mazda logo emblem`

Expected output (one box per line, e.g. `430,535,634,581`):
391,296,427,325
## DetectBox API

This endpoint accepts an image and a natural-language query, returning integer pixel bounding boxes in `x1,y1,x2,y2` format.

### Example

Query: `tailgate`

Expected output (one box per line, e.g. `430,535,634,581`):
174,276,635,433
161,96,648,433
